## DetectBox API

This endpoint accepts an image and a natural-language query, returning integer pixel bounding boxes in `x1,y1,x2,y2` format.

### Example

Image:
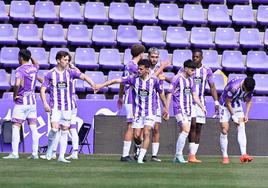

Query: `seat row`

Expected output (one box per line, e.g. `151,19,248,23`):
0,47,267,72
0,69,267,95
1,1,268,26
1,23,268,49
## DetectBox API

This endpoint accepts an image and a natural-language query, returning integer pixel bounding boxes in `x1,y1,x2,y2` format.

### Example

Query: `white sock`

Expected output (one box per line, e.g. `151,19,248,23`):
59,130,68,159
29,124,39,156
189,142,195,155
176,131,188,156
152,142,159,156
12,125,20,156
194,143,199,155
47,128,58,155
237,123,247,155
122,141,131,157
70,128,79,151
52,130,60,153
220,133,228,157
138,148,147,163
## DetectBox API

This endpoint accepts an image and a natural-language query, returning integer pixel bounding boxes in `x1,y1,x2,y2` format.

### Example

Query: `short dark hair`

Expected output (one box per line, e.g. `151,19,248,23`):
193,49,203,57
244,77,255,92
19,49,31,61
183,59,197,69
55,51,69,61
138,59,150,68
131,44,145,57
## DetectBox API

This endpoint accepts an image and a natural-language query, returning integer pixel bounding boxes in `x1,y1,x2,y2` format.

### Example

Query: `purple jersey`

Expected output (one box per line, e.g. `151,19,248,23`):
219,78,253,108
179,65,214,105
149,65,162,109
42,67,81,111
15,63,39,105
123,60,138,104
121,75,163,117
168,73,195,116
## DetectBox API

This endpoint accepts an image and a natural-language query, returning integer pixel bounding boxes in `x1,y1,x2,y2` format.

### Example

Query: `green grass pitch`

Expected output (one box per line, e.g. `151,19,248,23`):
0,154,267,188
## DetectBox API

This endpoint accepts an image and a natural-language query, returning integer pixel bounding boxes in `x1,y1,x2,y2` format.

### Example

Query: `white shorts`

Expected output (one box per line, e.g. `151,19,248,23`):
155,106,162,123
132,116,156,129
220,105,244,123
71,108,78,125
175,113,191,127
191,104,206,124
125,103,134,123
50,109,72,127
12,104,37,124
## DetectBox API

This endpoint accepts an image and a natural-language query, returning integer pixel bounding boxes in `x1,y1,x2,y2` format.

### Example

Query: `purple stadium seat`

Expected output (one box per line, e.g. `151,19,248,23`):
18,24,42,45
10,1,34,21
265,29,268,48
84,71,108,93
163,72,175,91
84,2,108,23
86,94,106,100
246,51,268,72
0,1,9,21
10,70,16,86
92,25,116,46
166,26,190,48
0,69,11,91
27,47,49,69
67,24,91,46
74,48,98,69
203,0,224,3
206,74,225,93
202,50,222,71
2,92,13,100
109,2,133,24
49,48,69,66
99,48,123,70
36,70,48,90
221,50,246,71
158,4,182,25
172,49,192,70
253,0,268,3
183,4,207,25
43,24,67,46
0,47,19,68
208,5,231,26
34,1,58,22
232,5,256,26
239,28,263,49
117,25,140,47
257,5,268,26
251,96,268,103
190,27,215,48
0,24,17,45
227,0,249,3
141,26,166,47
59,2,83,22
180,0,201,2
107,71,123,93
228,73,247,82
74,79,86,92
253,74,268,95
215,28,239,49
123,49,132,65
134,3,158,24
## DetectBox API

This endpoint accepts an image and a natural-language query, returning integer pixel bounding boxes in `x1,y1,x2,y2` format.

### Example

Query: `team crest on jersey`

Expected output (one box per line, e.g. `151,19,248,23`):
57,81,67,89
194,76,202,84
138,89,149,97
184,86,191,95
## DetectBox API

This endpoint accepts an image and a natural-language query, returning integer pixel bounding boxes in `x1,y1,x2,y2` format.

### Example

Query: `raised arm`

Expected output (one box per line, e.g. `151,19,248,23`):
31,57,39,67
79,73,95,87
95,78,123,93
153,61,170,77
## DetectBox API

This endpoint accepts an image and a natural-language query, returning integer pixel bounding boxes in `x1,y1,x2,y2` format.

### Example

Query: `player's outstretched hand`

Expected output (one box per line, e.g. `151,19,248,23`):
93,84,102,94
160,60,171,69
44,103,51,112
158,74,165,81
